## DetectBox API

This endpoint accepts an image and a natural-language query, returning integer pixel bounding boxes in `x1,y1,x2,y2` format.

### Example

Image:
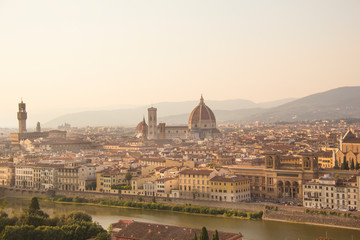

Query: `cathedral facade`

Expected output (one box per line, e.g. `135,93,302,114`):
135,95,220,140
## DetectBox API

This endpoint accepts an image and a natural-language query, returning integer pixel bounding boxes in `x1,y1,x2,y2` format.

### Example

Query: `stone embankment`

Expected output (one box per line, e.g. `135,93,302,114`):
0,187,264,212
2,187,360,230
263,205,360,230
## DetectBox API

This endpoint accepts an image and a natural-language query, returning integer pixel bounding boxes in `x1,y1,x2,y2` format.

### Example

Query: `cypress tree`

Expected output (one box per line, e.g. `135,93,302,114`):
29,197,40,213
212,230,219,240
199,227,209,240
350,159,355,170
356,161,360,170
194,233,198,240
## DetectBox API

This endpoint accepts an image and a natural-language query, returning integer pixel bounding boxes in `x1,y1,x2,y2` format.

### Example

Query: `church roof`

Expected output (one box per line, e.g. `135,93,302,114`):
343,129,360,143
189,95,216,123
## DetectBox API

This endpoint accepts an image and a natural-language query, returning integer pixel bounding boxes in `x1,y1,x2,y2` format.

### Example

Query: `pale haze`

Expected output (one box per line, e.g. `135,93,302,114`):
0,0,359,127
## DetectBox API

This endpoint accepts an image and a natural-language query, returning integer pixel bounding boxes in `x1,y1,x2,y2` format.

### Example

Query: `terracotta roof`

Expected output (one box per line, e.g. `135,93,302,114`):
318,151,333,158
140,158,166,162
189,96,216,123
179,169,214,175
111,220,242,240
210,175,248,182
343,138,360,143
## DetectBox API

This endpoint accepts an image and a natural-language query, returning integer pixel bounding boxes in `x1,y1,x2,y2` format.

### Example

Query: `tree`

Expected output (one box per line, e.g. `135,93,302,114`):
29,197,40,213
95,231,110,240
341,159,349,170
27,197,48,218
0,200,8,217
193,233,198,240
334,160,339,169
125,172,132,185
199,227,209,240
212,230,219,240
356,162,360,170
64,211,92,225
350,159,355,170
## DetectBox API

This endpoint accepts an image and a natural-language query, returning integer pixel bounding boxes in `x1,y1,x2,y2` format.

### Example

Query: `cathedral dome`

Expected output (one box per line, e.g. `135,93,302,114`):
189,95,216,128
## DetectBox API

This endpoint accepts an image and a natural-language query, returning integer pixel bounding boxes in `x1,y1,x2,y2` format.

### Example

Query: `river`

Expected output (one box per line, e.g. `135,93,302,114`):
3,198,360,240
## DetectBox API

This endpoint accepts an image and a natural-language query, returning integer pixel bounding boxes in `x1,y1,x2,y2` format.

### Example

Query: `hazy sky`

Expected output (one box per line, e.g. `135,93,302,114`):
1,0,360,127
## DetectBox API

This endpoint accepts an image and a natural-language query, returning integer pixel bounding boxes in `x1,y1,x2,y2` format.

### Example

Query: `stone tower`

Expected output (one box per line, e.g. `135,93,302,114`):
36,122,41,132
148,107,157,140
17,100,27,133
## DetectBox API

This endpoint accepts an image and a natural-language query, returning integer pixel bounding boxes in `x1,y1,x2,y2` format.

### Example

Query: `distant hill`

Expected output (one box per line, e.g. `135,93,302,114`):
44,98,295,127
160,108,265,125
44,86,360,127
245,86,360,122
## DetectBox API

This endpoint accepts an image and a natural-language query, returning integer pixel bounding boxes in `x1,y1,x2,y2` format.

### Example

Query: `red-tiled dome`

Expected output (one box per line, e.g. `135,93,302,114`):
189,95,216,124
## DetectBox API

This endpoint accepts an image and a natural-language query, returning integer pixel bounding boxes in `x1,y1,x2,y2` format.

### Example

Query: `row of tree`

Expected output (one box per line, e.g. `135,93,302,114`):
50,196,263,219
334,158,360,170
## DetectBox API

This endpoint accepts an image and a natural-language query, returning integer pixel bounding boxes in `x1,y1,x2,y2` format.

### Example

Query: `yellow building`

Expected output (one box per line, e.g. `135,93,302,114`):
0,164,15,186
96,168,127,193
210,175,250,202
179,169,216,200
318,151,334,168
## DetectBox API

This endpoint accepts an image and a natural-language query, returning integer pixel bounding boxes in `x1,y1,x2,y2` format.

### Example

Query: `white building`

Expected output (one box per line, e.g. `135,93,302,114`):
303,174,359,210
15,165,34,188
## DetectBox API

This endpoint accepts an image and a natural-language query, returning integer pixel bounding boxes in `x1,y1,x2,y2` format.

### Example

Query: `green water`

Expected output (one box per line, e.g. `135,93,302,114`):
4,198,360,240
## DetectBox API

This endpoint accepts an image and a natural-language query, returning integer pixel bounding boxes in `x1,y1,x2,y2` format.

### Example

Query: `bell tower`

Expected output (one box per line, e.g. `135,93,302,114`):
148,107,157,140
17,100,27,133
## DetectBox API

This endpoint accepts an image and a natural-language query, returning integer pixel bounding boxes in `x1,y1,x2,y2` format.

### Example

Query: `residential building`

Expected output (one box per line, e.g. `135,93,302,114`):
15,165,34,188
0,164,15,186
96,168,127,193
210,175,251,202
58,162,80,191
303,174,359,210
179,169,216,200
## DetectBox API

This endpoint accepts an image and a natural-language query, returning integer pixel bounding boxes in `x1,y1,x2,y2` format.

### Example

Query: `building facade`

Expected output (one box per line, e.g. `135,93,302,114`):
179,169,216,200
303,174,359,210
0,164,15,186
226,153,320,202
15,165,34,188
210,175,250,202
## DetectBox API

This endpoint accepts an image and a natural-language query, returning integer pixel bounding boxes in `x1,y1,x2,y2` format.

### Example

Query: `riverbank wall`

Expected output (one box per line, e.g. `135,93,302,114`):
0,187,264,212
3,187,360,230
263,206,360,230
0,187,51,199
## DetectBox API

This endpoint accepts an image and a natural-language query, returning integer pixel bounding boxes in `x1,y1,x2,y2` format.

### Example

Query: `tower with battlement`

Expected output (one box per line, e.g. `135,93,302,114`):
17,100,27,133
